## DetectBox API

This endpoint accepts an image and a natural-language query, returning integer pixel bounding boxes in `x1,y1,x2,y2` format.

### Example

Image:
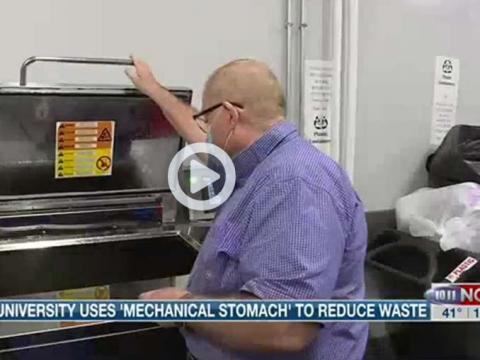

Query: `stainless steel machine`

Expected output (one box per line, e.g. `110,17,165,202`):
0,56,203,358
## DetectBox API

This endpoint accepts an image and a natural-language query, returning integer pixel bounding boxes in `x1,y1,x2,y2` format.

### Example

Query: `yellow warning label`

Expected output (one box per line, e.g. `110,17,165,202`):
96,156,112,171
55,121,115,179
57,286,110,328
97,128,112,142
57,286,110,300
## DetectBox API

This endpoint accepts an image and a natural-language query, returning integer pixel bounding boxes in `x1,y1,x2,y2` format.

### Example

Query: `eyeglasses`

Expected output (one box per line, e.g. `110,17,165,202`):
193,102,243,134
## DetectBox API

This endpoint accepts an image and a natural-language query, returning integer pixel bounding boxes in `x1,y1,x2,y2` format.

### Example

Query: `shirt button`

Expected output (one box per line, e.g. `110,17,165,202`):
205,271,213,280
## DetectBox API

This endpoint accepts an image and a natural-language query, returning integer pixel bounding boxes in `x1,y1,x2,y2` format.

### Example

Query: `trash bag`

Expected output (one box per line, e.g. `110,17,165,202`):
426,125,480,187
396,182,480,252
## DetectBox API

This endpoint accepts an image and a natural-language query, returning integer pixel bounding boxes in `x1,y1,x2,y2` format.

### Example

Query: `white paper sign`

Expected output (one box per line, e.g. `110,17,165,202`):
304,60,333,147
430,56,460,146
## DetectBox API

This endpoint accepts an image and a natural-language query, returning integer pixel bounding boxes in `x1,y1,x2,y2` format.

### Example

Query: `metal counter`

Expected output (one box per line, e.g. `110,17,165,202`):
0,227,200,297
0,323,187,359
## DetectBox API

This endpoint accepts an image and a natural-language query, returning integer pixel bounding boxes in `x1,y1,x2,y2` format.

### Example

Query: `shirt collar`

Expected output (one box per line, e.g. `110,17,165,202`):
233,121,298,186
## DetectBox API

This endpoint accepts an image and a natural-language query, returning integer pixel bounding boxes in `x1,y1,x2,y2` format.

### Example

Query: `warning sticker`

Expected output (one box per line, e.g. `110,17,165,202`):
55,121,115,179
97,128,112,142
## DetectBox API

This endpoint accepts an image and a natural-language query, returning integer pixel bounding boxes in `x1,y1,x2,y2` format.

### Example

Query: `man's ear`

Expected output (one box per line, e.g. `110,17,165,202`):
223,101,240,126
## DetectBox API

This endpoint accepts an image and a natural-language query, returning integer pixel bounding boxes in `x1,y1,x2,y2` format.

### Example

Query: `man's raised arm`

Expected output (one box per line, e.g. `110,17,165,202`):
125,57,206,144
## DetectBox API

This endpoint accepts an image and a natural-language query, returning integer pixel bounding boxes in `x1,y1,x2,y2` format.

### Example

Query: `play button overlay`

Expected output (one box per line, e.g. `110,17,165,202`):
189,159,221,194
168,143,236,211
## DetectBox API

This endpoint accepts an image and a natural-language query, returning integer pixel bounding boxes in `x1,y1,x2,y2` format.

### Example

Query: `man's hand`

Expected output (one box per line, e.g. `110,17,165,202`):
124,56,206,144
125,56,161,97
138,289,319,353
139,287,191,300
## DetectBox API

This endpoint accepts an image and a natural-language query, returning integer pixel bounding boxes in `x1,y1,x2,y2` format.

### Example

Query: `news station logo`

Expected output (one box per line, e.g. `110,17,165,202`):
425,284,480,306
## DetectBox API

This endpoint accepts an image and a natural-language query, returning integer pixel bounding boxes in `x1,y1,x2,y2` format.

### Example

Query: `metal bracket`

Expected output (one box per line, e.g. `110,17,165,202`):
299,0,309,135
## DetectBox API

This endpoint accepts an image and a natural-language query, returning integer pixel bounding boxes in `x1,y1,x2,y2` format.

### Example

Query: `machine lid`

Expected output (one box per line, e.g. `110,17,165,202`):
0,83,192,96
0,56,192,199
0,87,190,197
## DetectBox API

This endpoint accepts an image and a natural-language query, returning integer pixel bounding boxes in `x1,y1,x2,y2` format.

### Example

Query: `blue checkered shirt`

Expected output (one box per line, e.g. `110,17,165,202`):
183,122,368,359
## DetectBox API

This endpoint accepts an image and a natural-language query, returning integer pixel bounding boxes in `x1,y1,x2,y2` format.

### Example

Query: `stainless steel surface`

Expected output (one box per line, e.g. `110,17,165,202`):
161,192,178,224
299,0,308,136
0,323,171,354
0,322,187,358
0,228,199,297
0,228,178,252
0,190,162,213
185,223,211,244
0,89,190,196
20,56,133,86
0,190,164,235
0,187,163,202
0,84,191,95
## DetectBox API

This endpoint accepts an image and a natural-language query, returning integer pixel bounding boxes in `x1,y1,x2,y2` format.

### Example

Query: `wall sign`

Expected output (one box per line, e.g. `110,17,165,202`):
304,60,333,148
430,56,460,146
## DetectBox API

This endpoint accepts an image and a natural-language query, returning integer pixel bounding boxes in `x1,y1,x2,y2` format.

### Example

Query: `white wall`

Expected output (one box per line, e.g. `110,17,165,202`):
0,0,286,108
353,0,480,211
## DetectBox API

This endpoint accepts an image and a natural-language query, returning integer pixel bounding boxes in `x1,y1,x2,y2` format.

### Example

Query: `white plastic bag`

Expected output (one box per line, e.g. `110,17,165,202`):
396,182,480,252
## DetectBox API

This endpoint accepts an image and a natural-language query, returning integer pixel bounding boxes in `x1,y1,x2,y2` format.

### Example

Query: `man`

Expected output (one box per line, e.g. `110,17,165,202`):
126,58,368,360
